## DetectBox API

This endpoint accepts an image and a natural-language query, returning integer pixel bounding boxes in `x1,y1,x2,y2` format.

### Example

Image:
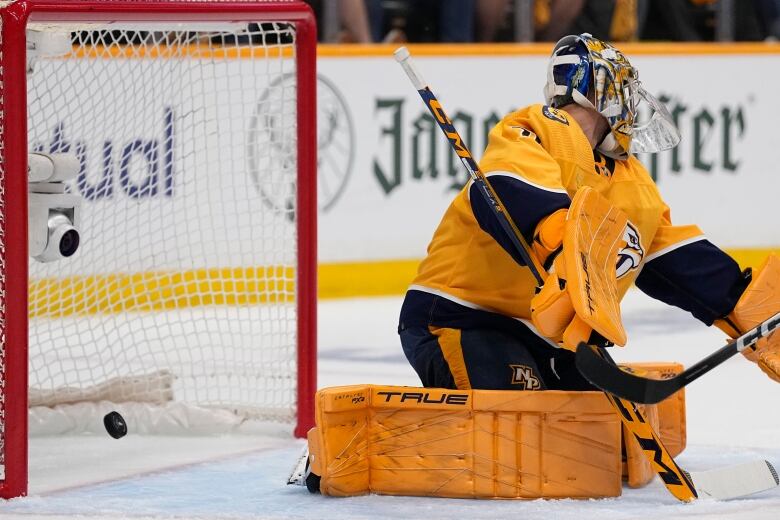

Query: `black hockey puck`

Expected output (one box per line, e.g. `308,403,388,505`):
103,411,127,439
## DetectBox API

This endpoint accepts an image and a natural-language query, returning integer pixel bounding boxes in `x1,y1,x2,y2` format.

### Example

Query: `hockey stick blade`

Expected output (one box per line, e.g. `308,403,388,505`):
688,459,779,500
576,311,780,404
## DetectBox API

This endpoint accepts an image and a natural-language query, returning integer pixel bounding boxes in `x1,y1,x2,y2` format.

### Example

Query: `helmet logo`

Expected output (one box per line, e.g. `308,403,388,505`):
572,66,586,89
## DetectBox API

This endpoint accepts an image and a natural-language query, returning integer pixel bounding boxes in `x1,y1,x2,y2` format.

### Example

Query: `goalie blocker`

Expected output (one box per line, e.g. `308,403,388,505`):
299,363,686,500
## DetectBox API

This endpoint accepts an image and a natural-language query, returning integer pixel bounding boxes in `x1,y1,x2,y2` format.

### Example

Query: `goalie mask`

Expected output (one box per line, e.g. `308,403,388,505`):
543,33,680,160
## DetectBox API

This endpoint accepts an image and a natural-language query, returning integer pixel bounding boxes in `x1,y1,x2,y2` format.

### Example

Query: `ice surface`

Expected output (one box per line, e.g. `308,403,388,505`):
2,291,780,519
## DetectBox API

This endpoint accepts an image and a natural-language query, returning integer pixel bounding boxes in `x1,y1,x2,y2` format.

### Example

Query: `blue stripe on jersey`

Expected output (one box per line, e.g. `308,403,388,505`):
635,239,749,325
468,175,570,266
399,289,547,340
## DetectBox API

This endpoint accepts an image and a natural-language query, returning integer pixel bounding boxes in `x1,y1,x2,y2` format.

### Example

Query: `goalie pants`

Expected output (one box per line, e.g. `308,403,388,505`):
399,322,595,391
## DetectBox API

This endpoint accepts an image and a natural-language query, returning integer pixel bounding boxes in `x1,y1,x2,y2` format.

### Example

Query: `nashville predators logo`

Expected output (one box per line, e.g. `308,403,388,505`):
616,222,644,278
510,365,542,390
542,105,569,125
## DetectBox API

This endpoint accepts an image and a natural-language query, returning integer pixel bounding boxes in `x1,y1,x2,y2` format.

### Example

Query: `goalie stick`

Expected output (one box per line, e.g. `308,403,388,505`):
576,311,780,404
394,46,778,502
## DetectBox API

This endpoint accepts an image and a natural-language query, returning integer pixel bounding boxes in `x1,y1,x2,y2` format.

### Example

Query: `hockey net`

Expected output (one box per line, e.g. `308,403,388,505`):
0,0,317,498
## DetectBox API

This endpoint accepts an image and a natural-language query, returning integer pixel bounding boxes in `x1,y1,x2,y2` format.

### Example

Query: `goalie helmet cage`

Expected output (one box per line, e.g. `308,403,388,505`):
0,0,317,498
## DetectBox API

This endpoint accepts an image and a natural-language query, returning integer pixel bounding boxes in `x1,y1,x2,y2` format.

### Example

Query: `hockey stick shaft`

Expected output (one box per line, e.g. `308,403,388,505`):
394,46,698,502
674,310,780,386
394,47,546,286
577,311,780,404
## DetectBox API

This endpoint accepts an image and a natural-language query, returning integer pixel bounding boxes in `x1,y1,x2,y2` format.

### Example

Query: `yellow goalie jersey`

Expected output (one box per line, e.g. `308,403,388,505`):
400,104,748,337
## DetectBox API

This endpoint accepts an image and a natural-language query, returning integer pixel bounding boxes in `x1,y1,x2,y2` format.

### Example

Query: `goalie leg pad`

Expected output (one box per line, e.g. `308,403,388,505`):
306,384,623,499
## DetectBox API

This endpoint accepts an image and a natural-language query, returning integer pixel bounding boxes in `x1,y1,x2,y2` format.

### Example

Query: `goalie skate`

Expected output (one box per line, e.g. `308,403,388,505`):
287,445,310,487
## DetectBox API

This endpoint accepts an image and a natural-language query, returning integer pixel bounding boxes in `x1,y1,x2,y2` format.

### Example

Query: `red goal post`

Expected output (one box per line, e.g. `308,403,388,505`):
0,0,317,499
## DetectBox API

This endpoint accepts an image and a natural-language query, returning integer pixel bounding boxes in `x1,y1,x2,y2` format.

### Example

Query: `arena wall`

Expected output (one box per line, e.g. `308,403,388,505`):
316,43,780,298
31,43,779,302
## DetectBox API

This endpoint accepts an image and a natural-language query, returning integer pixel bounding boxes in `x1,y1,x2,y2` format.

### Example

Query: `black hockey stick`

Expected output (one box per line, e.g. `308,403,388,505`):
576,311,780,404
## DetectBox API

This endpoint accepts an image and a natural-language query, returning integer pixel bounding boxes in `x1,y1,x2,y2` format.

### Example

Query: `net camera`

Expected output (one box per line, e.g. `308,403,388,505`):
28,152,81,262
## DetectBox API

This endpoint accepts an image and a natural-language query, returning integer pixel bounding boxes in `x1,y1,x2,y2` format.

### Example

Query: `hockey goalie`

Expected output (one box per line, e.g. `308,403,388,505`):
294,34,780,501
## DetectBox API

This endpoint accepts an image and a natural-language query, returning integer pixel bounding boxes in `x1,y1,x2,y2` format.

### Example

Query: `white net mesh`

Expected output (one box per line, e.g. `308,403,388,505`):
25,22,301,428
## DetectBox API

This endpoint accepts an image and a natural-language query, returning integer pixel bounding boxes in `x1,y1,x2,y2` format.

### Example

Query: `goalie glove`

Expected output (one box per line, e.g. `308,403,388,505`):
530,186,628,351
715,254,780,382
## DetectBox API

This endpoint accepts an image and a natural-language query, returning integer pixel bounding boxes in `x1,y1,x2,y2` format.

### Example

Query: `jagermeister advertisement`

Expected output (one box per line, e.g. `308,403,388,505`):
316,50,778,265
